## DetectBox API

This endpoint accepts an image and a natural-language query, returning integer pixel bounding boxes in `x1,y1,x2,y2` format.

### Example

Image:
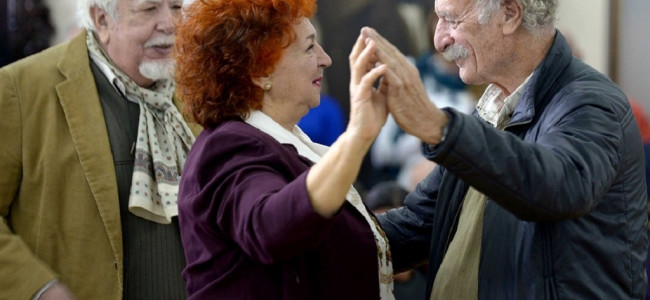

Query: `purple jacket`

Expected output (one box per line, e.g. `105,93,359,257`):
178,120,383,299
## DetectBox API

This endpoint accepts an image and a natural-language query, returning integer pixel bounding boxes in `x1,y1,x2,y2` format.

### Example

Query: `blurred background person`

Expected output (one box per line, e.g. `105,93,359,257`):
314,0,414,117
174,0,393,299
1,0,53,67
298,94,345,146
314,0,420,192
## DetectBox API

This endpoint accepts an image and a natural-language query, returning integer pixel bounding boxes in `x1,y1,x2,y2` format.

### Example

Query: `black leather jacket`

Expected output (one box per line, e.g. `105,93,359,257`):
379,31,648,299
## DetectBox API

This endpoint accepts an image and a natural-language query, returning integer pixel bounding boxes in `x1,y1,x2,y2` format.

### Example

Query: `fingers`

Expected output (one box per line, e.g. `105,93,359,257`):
359,64,387,91
361,27,403,66
378,66,402,98
349,30,367,66
362,27,427,101
361,27,396,53
350,38,378,85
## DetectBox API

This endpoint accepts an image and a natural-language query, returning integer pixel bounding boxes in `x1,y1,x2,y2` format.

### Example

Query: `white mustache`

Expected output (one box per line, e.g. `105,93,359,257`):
442,44,468,62
144,35,176,48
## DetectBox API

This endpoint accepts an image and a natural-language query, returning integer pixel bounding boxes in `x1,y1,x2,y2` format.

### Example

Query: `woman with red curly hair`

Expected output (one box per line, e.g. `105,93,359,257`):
175,0,395,299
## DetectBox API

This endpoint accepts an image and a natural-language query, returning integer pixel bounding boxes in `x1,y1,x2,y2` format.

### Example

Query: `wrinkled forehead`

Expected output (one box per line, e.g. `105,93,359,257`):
435,0,475,16
126,0,182,5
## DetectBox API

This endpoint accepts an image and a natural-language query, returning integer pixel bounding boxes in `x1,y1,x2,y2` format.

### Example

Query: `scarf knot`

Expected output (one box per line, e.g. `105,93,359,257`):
87,31,195,224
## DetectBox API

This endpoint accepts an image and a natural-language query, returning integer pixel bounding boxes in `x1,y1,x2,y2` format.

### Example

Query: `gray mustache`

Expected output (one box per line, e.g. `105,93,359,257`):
144,35,176,48
442,44,468,61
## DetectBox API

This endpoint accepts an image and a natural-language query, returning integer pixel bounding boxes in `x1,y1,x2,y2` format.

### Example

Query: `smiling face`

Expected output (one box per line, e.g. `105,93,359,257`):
434,0,508,85
260,17,332,129
94,0,182,87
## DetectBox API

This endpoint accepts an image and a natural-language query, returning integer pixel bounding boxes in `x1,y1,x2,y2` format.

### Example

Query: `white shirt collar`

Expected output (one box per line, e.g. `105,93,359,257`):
244,110,329,163
89,53,140,104
476,73,533,129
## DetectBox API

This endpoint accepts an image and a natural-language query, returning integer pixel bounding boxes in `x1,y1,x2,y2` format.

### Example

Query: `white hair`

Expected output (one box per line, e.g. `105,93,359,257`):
475,0,557,34
76,0,119,31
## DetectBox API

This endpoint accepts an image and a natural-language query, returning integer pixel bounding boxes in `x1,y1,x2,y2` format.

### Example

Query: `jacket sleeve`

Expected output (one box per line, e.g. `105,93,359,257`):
188,130,336,265
0,67,58,300
427,90,632,221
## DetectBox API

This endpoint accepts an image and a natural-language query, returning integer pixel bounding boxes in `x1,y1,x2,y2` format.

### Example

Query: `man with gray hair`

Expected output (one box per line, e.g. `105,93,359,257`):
364,0,647,298
0,0,199,299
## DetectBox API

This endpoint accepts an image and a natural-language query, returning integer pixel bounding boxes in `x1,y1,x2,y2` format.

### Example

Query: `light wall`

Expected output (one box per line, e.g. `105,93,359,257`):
555,0,610,75
46,0,79,45
618,1,650,108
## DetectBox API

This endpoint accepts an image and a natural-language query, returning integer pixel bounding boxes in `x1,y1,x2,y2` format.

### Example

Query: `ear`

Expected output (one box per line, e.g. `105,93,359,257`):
251,75,271,90
502,0,523,35
90,6,112,44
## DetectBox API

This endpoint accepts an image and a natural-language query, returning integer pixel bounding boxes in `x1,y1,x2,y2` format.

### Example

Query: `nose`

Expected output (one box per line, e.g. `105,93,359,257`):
157,5,179,34
434,19,453,53
318,44,332,68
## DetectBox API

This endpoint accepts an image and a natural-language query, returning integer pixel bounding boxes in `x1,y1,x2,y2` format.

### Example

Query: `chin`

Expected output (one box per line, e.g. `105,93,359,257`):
459,72,471,84
306,94,320,108
139,59,174,81
459,69,480,85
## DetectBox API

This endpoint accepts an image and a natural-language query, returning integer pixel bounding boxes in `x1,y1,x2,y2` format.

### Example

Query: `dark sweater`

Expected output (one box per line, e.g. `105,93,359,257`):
92,61,187,299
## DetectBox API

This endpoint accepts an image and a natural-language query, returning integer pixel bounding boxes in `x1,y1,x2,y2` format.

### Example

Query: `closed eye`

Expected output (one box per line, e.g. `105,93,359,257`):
445,18,459,26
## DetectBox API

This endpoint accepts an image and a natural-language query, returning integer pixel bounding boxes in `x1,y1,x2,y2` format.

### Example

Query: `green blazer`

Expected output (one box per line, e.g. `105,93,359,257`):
0,30,200,300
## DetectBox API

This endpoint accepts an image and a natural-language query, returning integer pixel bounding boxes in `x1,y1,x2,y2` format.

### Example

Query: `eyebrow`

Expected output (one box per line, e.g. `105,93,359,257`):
133,0,164,5
437,11,453,19
305,33,316,42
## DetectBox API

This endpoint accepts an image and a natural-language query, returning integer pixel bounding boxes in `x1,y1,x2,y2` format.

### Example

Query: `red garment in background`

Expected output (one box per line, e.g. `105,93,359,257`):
629,96,650,143
633,95,650,300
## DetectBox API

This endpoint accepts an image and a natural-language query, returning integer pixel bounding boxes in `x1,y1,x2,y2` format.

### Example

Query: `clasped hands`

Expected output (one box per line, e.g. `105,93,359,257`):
348,27,450,146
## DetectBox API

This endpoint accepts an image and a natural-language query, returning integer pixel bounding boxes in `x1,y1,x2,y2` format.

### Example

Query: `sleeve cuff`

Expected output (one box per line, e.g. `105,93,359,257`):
423,109,453,153
32,279,58,300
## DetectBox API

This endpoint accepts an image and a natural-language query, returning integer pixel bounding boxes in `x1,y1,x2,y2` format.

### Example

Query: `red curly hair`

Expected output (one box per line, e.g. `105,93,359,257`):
174,0,317,128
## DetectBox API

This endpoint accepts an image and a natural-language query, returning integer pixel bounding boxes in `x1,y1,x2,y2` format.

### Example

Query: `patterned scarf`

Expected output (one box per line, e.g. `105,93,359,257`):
87,32,195,224
245,110,395,299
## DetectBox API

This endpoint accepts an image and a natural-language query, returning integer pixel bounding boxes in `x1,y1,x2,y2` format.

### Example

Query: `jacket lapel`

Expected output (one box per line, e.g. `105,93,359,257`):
55,30,123,257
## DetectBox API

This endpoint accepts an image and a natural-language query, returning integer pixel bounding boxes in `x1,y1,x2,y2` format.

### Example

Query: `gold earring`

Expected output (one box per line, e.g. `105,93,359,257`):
263,83,272,91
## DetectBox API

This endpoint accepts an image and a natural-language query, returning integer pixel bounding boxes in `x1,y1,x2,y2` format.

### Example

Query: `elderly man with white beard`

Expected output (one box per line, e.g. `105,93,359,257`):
0,0,200,299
